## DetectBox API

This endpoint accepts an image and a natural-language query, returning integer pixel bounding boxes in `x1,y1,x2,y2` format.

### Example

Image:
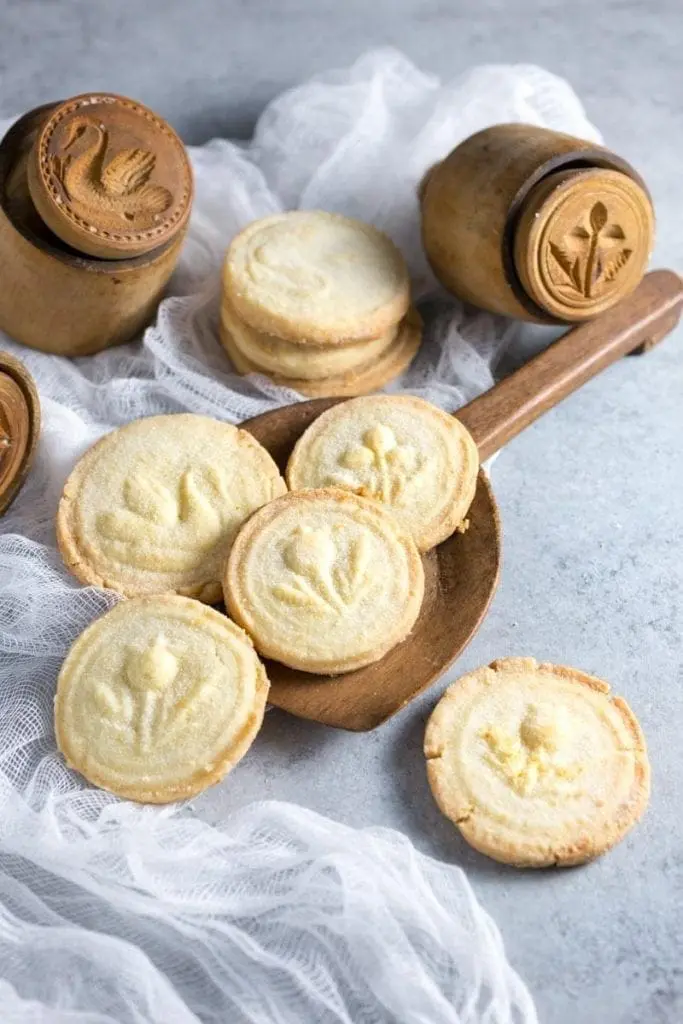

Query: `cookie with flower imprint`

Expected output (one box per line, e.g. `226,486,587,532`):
425,658,650,867
224,488,424,674
286,395,479,551
56,413,287,603
55,595,269,803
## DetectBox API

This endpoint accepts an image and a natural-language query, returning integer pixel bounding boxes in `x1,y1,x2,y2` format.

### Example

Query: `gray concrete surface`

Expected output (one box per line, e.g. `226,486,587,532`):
1,3,682,1022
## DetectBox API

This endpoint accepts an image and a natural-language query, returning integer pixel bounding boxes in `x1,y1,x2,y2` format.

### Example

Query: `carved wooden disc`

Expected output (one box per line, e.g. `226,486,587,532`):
26,93,193,260
513,168,654,322
0,351,40,516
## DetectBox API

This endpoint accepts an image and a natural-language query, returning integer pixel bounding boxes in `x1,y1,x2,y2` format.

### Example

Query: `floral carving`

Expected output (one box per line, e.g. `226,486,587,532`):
272,526,372,613
327,424,426,504
481,705,583,798
548,201,631,299
93,634,216,754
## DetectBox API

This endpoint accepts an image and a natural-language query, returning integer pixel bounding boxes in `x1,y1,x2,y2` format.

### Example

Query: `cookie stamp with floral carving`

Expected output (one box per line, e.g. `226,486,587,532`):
56,413,287,603
514,168,654,320
286,395,479,551
425,657,650,867
27,93,193,259
224,488,425,674
55,595,269,803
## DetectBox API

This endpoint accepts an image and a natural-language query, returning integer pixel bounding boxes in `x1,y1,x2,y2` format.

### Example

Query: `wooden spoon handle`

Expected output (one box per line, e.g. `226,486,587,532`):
456,269,683,461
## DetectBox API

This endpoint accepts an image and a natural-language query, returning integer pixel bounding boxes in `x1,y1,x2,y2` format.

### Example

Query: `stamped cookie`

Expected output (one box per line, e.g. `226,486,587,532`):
220,293,398,380
223,211,411,345
224,488,424,674
286,395,479,550
57,414,287,603
425,657,650,867
55,595,269,803
222,309,422,398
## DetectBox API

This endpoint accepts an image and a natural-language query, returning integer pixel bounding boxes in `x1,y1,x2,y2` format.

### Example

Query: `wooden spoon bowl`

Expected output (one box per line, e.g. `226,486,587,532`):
244,399,501,731
242,270,682,731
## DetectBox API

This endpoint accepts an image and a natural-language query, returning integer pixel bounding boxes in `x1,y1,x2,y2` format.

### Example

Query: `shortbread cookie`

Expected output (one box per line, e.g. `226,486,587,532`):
286,395,478,550
224,488,424,674
425,658,650,867
55,595,269,803
57,414,287,603
222,308,422,398
223,211,411,345
220,293,398,380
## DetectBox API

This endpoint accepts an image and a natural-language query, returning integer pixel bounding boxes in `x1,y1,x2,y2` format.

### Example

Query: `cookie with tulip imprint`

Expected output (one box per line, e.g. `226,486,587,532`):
425,658,650,867
286,395,479,550
224,488,425,674
220,292,399,380
221,308,423,398
223,211,411,345
55,596,269,803
57,414,287,603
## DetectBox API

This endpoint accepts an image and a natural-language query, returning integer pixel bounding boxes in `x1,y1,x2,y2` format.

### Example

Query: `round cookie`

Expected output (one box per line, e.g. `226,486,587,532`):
57,413,287,603
220,293,398,380
55,595,269,803
425,657,650,867
286,395,479,550
224,488,425,674
221,309,422,398
223,211,411,345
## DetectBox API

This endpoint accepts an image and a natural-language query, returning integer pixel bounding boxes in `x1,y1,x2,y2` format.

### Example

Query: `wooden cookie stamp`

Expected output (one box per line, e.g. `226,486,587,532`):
27,94,192,260
0,95,193,356
0,350,40,515
421,124,655,324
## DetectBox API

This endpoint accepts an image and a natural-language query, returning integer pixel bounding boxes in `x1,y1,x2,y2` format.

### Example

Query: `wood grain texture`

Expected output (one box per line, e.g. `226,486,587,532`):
243,398,501,731
457,269,682,461
27,93,193,260
420,123,652,324
0,104,189,356
0,350,40,515
241,268,681,730
513,168,654,321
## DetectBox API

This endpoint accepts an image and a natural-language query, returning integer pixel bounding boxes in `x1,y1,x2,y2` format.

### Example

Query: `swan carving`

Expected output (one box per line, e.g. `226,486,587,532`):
49,117,173,224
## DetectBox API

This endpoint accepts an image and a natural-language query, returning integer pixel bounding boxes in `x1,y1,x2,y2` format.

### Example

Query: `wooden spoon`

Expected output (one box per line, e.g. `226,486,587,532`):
242,269,682,731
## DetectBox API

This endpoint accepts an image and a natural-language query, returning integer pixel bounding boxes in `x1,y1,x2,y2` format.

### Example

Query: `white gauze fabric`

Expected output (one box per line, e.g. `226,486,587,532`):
0,50,600,1022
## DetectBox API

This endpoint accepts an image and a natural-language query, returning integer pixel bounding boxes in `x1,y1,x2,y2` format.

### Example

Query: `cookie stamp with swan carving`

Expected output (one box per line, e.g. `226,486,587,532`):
55,595,269,803
224,488,425,674
27,93,193,259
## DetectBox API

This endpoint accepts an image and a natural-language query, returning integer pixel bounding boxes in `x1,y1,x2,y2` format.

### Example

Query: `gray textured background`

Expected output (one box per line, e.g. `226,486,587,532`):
1,2,682,1022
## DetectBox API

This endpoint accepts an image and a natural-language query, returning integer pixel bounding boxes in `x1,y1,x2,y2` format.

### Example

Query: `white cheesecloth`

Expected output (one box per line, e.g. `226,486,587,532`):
0,49,600,1023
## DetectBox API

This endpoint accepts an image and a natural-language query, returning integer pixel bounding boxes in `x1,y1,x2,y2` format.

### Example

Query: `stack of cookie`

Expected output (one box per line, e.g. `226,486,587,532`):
219,211,422,396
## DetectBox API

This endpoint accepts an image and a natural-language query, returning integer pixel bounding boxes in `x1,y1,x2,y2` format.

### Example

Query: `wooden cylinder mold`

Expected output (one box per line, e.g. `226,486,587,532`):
420,123,655,324
0,96,193,356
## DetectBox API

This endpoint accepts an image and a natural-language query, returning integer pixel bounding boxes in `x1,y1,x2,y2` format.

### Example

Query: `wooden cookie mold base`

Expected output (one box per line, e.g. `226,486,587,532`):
0,350,40,516
421,123,655,324
0,104,190,356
